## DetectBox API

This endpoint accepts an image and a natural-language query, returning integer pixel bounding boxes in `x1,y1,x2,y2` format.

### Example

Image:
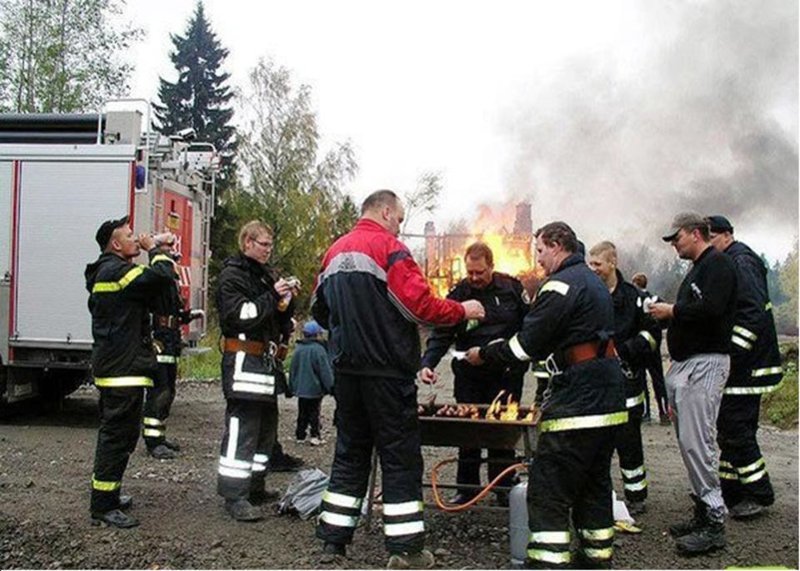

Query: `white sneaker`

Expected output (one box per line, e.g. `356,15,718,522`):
309,437,325,446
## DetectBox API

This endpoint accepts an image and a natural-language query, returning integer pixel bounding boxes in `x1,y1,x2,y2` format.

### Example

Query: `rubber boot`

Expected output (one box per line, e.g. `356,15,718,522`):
669,494,706,537
675,506,726,556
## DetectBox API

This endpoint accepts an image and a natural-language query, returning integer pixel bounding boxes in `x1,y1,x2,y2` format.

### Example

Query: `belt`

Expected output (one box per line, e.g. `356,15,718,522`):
563,339,617,366
154,315,180,329
222,337,267,356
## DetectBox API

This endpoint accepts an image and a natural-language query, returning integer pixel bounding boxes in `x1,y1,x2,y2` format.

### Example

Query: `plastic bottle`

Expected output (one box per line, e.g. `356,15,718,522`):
509,479,529,567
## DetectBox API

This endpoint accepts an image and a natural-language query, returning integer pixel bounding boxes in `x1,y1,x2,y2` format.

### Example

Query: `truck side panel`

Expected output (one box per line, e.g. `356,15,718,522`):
0,161,12,365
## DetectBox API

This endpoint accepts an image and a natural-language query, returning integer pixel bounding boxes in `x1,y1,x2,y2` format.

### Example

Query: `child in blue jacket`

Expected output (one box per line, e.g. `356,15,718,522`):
289,320,334,445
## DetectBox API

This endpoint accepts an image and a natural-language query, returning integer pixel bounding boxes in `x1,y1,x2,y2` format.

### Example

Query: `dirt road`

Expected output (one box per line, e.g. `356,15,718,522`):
1,372,797,569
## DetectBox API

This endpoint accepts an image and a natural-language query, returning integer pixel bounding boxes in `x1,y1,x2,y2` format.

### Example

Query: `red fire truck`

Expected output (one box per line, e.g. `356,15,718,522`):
0,104,217,407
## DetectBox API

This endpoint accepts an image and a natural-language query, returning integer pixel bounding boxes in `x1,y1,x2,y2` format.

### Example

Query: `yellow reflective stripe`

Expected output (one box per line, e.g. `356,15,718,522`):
94,376,153,388
719,471,738,480
528,549,572,564
624,479,648,491
539,411,628,433
752,366,783,377
384,520,425,536
92,266,146,293
733,325,757,341
529,531,571,544
741,468,767,484
583,547,613,560
737,458,765,475
151,253,173,265
626,392,645,409
621,466,645,478
719,460,733,469
143,428,163,437
319,511,359,528
156,355,178,364
579,527,614,541
322,491,362,509
383,501,423,516
143,417,163,426
92,476,121,492
731,335,753,350
638,330,657,351
539,280,570,296
765,302,773,310
724,379,783,395
509,334,532,361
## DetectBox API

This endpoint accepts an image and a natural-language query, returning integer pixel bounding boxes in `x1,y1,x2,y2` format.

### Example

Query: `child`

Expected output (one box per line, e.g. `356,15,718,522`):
289,320,334,445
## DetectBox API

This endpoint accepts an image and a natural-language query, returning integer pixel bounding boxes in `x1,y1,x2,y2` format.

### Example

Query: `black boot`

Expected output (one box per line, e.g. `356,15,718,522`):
669,494,706,537
675,520,726,555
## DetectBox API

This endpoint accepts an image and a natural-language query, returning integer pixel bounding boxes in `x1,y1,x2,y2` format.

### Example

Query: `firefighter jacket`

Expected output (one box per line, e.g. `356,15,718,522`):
84,250,176,387
150,274,190,361
667,246,737,361
421,272,528,377
480,254,627,433
610,270,660,410
215,254,295,402
723,241,783,394
311,218,465,379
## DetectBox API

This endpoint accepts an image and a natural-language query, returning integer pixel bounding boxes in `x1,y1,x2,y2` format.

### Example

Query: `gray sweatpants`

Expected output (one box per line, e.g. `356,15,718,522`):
665,353,730,516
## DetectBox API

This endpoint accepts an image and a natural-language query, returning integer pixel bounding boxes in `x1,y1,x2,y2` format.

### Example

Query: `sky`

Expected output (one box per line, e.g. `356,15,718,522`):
122,0,798,263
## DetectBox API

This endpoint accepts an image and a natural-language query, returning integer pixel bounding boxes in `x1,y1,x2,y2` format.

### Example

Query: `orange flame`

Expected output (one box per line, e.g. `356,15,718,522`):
499,393,519,421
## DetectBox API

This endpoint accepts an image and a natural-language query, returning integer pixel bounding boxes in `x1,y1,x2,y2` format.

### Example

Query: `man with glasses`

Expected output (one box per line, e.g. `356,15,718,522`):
648,212,737,555
707,215,782,520
215,220,298,522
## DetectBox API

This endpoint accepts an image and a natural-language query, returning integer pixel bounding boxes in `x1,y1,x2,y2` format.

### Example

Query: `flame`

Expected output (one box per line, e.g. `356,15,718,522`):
499,394,519,421
471,233,532,278
486,390,505,421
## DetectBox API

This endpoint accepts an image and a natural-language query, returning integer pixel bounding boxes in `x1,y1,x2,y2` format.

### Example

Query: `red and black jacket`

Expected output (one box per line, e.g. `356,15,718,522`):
311,218,465,379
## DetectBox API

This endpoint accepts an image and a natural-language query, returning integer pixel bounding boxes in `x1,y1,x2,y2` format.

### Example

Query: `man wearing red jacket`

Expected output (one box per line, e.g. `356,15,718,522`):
311,190,485,569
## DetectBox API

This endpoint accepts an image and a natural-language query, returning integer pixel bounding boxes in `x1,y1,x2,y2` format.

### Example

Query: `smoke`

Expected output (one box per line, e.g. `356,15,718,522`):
498,0,797,263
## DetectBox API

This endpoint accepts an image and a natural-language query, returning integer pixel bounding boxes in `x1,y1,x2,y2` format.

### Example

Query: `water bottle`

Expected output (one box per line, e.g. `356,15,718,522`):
509,479,529,567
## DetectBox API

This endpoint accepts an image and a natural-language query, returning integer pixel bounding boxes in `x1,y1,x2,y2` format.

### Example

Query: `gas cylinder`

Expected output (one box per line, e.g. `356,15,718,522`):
509,478,529,567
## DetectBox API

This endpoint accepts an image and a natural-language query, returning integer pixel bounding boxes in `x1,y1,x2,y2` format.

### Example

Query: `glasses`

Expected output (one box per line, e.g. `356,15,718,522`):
253,238,273,248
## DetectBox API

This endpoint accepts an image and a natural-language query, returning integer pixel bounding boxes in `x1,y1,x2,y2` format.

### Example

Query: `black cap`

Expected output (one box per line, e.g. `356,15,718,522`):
707,215,734,234
95,215,129,250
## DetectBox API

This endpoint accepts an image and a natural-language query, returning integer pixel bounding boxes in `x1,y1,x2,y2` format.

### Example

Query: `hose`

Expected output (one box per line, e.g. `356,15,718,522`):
430,457,528,512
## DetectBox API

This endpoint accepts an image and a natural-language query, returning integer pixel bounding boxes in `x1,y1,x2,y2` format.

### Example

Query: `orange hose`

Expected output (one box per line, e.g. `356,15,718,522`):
430,457,528,512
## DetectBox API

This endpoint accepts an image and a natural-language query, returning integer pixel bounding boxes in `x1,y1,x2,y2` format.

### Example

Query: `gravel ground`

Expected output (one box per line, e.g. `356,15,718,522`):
0,367,797,570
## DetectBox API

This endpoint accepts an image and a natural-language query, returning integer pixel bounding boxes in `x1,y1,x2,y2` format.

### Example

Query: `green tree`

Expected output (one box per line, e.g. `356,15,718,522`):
401,171,442,235
775,241,798,334
234,58,358,312
0,0,142,112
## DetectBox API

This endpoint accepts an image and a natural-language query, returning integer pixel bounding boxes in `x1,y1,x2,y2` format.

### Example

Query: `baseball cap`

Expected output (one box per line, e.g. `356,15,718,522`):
661,212,707,242
95,215,129,250
707,215,734,234
302,320,323,337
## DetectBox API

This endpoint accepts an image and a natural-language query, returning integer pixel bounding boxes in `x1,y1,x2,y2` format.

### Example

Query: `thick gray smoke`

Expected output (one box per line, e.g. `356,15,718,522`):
499,0,798,264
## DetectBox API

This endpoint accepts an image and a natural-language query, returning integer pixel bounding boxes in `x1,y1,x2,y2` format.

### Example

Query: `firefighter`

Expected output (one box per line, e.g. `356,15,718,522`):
85,216,176,528
466,221,627,569
215,220,298,522
588,241,660,516
142,238,198,459
311,190,485,569
708,215,782,519
419,241,528,507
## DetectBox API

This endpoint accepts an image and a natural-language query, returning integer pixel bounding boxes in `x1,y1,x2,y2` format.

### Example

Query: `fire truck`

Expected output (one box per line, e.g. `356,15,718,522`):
0,103,217,407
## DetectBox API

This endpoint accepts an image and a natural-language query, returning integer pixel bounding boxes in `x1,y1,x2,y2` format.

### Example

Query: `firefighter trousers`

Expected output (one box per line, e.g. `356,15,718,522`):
717,393,774,507
317,373,425,554
143,362,177,449
526,426,617,569
90,386,144,513
614,409,647,503
217,398,278,500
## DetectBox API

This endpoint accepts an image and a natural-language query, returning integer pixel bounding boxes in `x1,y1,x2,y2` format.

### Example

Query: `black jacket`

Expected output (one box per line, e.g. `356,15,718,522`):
723,241,783,393
481,254,626,432
215,254,294,401
85,250,175,387
150,275,191,358
667,246,737,361
421,272,528,377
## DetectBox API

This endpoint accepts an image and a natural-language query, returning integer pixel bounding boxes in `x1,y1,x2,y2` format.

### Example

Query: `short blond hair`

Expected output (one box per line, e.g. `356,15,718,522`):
589,240,617,262
238,220,273,252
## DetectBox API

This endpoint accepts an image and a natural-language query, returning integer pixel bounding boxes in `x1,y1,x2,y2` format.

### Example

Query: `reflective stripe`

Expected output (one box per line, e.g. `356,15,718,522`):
95,376,153,388
741,468,767,484
323,491,362,509
156,355,177,364
320,511,359,528
539,280,570,296
719,460,733,469
253,453,269,464
218,465,251,479
219,456,251,470
737,458,765,474
252,462,267,473
143,428,163,437
624,479,648,491
583,547,613,560
719,471,738,480
733,325,757,341
384,520,425,536
528,549,572,564
731,335,753,350
143,417,163,427
724,381,783,395
765,302,773,310
239,302,258,320
579,527,614,541
621,466,644,478
92,266,146,293
529,530,571,544
151,254,173,265
533,371,551,379
539,411,628,433
752,366,783,377
92,476,121,492
626,392,645,409
509,334,532,362
233,351,275,390
383,500,423,516
226,417,240,459
231,382,273,394
638,330,657,351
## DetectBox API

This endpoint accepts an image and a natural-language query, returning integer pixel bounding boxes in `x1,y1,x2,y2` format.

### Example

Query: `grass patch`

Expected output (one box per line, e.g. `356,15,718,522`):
179,326,222,381
761,341,799,429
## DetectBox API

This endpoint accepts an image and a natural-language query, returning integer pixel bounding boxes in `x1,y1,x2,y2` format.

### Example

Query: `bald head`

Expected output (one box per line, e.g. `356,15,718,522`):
361,189,405,236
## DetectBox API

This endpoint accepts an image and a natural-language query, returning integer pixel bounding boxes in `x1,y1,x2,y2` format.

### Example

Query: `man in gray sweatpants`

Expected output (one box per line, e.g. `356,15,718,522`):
649,213,737,555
